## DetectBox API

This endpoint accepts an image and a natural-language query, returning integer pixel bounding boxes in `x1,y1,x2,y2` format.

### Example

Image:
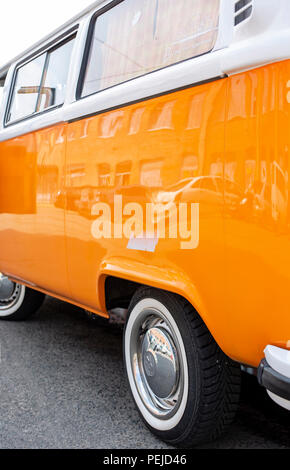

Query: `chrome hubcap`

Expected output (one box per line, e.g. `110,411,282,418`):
131,310,183,419
0,273,22,310
142,327,179,399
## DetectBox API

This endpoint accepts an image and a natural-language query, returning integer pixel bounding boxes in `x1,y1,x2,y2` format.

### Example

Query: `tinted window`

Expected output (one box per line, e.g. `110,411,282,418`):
7,36,75,124
82,0,220,97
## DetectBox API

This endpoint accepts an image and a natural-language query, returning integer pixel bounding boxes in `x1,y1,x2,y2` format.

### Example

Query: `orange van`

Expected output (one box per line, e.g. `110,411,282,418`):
1,0,290,447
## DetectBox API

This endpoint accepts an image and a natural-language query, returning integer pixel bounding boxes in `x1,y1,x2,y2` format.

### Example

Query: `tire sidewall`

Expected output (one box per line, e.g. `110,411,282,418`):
0,284,26,318
124,289,201,444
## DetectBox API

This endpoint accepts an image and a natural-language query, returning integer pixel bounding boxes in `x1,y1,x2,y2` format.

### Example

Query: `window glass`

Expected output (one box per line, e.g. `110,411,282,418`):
8,54,46,123
82,0,220,97
37,38,75,112
7,36,75,124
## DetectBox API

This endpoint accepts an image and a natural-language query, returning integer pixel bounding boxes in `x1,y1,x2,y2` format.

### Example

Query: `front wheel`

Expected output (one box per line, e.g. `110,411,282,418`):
124,288,241,448
0,274,45,321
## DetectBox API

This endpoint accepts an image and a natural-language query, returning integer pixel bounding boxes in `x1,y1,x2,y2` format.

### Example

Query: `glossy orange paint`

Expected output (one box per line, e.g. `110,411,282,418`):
0,124,70,298
1,61,290,367
65,77,226,330
224,61,290,365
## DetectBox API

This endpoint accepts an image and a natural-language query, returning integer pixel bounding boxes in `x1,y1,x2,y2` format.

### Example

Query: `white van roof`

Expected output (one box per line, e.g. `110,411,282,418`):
0,0,102,80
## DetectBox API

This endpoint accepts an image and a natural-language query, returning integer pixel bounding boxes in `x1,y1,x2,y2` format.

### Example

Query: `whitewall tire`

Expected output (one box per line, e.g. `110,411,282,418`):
0,274,45,321
124,288,241,448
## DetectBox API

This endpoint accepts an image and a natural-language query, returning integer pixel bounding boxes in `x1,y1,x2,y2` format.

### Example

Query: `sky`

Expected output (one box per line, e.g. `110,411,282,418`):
0,0,95,68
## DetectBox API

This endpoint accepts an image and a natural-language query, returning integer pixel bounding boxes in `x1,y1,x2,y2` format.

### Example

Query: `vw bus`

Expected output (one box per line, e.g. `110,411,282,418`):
0,0,290,447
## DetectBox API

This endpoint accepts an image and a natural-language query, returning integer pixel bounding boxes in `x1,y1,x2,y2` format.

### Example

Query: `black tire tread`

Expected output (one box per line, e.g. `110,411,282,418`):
126,287,241,448
2,287,45,322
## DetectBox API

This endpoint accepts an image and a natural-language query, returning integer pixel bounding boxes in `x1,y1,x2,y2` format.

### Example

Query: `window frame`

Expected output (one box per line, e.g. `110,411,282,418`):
0,75,6,111
4,27,78,128
77,0,220,100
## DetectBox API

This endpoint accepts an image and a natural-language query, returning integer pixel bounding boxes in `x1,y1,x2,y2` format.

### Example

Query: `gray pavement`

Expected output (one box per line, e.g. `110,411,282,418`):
0,296,289,449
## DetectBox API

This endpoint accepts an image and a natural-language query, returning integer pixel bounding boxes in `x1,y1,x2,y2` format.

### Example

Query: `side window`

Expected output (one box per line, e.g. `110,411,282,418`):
8,55,46,123
6,36,75,124
81,0,220,97
37,39,75,112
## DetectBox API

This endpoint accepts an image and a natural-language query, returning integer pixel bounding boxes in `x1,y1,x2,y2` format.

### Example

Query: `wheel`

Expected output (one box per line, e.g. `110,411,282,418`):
124,288,241,448
0,273,45,321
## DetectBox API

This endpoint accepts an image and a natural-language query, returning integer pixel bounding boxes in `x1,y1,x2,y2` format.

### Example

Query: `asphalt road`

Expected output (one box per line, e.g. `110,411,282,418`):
0,296,289,449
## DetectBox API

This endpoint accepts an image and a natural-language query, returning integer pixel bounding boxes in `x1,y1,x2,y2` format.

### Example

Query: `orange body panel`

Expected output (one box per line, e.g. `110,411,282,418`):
65,78,226,322
0,124,70,297
224,61,290,365
1,61,290,367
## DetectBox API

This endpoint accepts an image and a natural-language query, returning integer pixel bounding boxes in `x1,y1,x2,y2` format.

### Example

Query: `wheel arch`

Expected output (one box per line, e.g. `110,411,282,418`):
97,257,221,351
